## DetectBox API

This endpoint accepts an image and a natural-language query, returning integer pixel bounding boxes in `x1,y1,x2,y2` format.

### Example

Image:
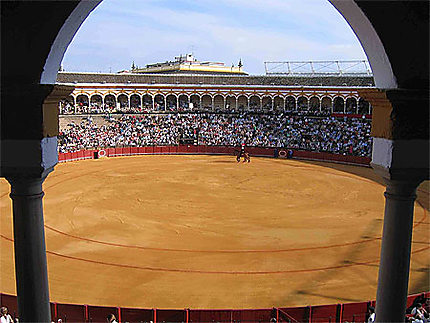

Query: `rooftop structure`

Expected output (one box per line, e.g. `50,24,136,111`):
130,54,247,76
264,60,372,77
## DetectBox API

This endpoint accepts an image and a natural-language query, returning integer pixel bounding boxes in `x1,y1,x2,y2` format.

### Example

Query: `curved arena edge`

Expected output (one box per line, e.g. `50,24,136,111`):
2,147,428,322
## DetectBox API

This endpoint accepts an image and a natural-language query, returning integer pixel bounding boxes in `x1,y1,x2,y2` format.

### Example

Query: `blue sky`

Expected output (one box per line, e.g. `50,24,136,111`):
62,0,367,75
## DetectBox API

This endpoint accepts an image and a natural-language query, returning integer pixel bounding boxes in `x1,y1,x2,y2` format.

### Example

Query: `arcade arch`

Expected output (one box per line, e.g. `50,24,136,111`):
190,94,200,110
76,94,89,106
262,96,272,111
345,97,357,114
358,98,370,115
104,94,116,109
154,94,165,111
237,95,248,111
321,97,332,113
333,97,345,113
213,94,224,111
201,94,212,111
130,94,141,110
297,96,309,111
142,94,153,111
249,95,260,111
178,94,189,111
225,95,236,110
166,94,178,111
285,96,296,111
273,96,284,112
117,93,129,110
309,96,320,111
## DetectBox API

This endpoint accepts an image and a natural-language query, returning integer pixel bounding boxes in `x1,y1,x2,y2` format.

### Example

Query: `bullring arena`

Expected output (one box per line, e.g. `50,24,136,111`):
1,151,429,314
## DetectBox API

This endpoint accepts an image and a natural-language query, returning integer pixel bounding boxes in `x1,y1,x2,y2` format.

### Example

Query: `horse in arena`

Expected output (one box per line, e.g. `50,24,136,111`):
236,145,251,163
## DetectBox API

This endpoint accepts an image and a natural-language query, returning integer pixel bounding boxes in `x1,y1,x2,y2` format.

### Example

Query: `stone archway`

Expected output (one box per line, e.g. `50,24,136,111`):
297,96,309,111
273,96,284,112
104,94,116,111
90,94,102,113
237,95,248,111
3,2,428,322
130,94,142,111
285,96,296,111
190,94,200,111
154,94,165,111
178,94,189,111
166,94,177,112
142,94,153,111
321,97,332,114
333,97,345,113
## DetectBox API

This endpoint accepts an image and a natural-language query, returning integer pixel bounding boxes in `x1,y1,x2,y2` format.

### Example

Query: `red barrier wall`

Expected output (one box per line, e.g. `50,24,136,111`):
279,306,309,322
311,304,338,323
59,146,370,167
156,309,185,322
56,303,87,322
120,307,153,322
1,292,428,323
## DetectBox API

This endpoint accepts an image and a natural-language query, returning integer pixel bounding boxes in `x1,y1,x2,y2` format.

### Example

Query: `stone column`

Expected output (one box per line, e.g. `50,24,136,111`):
375,179,421,322
359,88,429,323
6,174,52,322
1,84,74,322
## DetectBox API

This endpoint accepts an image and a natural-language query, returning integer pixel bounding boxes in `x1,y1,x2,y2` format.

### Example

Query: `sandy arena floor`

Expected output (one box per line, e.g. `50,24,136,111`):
0,155,428,309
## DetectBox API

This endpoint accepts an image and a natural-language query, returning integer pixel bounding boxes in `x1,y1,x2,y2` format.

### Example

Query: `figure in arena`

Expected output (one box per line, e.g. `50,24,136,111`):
236,143,251,163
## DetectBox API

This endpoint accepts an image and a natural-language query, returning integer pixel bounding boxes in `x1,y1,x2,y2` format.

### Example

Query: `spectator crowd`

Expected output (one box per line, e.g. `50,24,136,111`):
58,113,372,157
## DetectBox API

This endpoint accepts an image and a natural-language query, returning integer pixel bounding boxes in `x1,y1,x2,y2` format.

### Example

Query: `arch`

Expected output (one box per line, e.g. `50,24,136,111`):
166,94,177,112
9,3,426,322
76,94,89,106
297,96,309,111
329,0,396,88
285,96,296,111
130,94,142,111
201,94,213,111
213,94,224,111
237,95,248,111
225,95,236,110
190,94,200,111
40,0,400,89
358,97,370,115
262,96,272,111
154,94,165,111
309,96,320,111
345,97,358,114
90,94,103,112
333,97,345,113
321,97,332,113
178,94,189,111
249,95,261,111
117,93,129,111
273,96,284,112
142,94,153,111
104,94,116,110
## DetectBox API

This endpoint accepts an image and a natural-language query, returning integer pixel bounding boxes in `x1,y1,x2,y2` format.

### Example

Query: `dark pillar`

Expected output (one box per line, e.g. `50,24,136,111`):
359,88,429,323
375,179,421,322
7,175,51,323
